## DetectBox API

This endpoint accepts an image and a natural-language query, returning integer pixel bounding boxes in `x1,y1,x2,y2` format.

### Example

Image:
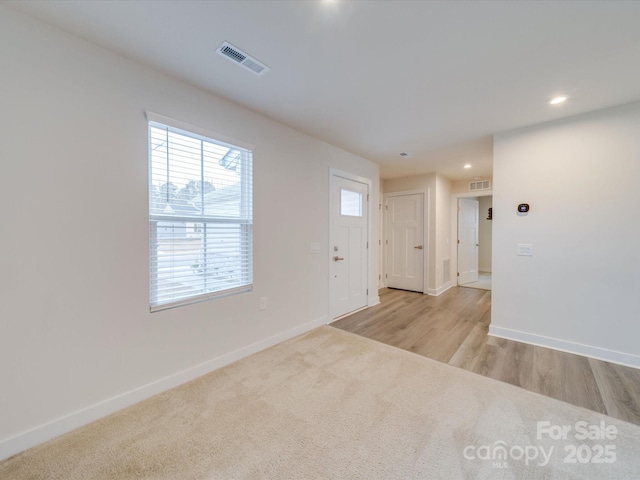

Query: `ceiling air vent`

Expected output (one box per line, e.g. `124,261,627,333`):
217,41,270,76
469,180,491,191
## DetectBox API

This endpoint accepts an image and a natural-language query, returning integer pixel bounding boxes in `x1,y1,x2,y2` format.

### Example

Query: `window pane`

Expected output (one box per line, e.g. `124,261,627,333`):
150,221,252,305
149,126,247,219
149,121,252,311
341,189,362,217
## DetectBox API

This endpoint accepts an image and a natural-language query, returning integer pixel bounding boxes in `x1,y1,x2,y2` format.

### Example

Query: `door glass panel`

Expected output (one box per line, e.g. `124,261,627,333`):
341,189,362,217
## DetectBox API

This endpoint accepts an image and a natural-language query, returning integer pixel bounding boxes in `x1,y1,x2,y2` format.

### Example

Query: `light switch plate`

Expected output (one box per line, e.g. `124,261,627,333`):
517,244,533,256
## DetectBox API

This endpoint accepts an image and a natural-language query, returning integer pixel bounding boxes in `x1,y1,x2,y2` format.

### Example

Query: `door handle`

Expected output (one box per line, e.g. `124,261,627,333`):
414,245,423,250
333,256,345,261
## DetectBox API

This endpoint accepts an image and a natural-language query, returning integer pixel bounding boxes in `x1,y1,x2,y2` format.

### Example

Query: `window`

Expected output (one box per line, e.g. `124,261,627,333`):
148,115,253,311
340,188,363,217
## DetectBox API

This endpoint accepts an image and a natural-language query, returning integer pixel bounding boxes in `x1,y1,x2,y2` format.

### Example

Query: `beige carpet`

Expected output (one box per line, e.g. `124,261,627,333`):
2,326,640,479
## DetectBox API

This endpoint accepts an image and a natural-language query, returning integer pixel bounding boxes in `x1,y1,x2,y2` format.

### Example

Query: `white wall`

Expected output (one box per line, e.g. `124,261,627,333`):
491,101,640,367
382,173,452,295
434,174,452,291
0,6,379,458
478,196,492,272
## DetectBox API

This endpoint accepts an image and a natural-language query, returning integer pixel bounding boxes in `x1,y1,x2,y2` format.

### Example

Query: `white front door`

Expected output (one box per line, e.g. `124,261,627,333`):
458,198,479,285
330,174,369,318
386,193,424,292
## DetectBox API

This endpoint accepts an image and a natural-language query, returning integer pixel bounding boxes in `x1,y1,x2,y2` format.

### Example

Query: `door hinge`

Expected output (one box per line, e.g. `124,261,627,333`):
457,272,460,277
379,274,381,280
366,288,369,295
367,194,370,201
367,242,369,248
457,239,460,244
385,274,388,278
379,239,381,245
385,240,388,245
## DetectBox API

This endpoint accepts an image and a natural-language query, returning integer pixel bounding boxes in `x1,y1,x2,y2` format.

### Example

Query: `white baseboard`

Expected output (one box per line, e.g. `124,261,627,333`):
489,325,640,369
368,295,380,308
427,281,452,296
0,316,328,461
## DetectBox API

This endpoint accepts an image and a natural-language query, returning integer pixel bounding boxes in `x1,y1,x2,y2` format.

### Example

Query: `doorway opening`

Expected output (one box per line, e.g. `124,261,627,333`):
457,195,492,291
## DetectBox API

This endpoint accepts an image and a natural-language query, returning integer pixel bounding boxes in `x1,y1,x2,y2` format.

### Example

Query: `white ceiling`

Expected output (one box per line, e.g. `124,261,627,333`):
8,0,640,180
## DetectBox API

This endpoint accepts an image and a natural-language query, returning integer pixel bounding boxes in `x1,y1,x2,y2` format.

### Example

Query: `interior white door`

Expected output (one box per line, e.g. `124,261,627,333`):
458,198,479,285
386,193,424,292
330,175,369,318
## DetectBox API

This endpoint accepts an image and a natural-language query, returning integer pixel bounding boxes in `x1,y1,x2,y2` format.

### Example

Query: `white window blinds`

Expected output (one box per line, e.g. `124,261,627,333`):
148,117,253,311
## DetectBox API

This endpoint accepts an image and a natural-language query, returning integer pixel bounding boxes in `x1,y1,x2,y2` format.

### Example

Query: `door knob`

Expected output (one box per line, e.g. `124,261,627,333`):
414,245,423,250
333,256,345,261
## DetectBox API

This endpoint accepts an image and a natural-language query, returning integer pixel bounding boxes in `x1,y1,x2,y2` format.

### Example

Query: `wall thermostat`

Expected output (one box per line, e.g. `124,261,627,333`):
517,203,530,213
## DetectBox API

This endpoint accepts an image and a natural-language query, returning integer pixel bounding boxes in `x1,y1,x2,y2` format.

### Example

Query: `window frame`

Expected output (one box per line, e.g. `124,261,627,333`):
146,112,254,312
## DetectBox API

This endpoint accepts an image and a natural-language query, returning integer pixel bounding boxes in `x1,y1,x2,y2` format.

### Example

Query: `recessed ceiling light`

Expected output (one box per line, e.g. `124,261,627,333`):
549,96,568,105
399,152,408,157
464,164,472,169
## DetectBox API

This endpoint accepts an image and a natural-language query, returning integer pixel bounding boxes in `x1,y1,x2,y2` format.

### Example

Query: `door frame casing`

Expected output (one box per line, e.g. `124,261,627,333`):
450,190,493,287
329,168,376,319
383,189,429,295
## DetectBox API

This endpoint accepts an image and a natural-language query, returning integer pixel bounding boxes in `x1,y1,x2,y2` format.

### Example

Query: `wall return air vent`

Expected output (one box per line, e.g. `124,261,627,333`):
469,180,491,191
216,41,270,76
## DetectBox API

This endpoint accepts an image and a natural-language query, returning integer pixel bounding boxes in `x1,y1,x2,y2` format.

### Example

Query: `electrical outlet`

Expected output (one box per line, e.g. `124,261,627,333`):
259,297,267,311
517,244,533,256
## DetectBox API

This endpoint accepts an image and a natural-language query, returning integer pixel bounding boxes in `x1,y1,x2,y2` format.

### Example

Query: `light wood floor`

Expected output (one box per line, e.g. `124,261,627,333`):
331,287,640,426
